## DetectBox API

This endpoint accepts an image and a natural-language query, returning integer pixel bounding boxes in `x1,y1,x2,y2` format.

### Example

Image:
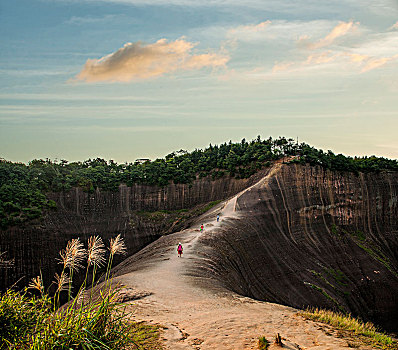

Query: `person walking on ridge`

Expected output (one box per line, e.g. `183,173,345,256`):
177,242,183,257
200,224,204,231
217,215,219,222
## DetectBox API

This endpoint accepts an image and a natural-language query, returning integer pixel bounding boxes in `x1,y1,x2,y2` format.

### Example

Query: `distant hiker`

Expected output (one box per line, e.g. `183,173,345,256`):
200,224,204,231
177,242,183,257
217,215,219,222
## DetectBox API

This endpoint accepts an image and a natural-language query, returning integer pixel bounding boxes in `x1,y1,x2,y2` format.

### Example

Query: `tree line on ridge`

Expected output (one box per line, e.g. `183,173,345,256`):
1,136,397,228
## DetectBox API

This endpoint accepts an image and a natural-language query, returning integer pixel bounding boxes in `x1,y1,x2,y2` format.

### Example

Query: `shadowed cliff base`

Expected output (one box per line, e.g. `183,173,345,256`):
112,162,398,338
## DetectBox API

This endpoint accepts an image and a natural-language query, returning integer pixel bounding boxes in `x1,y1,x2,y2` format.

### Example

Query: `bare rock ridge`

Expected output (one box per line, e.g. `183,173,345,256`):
1,162,397,334
112,162,398,334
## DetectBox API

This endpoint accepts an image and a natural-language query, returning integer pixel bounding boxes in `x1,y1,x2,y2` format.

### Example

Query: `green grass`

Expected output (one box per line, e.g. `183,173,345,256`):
325,268,348,287
306,283,344,312
354,242,398,278
352,230,366,241
197,200,222,214
258,336,270,349
0,235,162,350
310,270,337,290
129,322,163,350
0,289,161,350
299,308,397,349
136,200,222,226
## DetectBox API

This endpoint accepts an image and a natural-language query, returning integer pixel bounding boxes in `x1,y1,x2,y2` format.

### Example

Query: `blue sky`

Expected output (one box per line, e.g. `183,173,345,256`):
1,0,397,163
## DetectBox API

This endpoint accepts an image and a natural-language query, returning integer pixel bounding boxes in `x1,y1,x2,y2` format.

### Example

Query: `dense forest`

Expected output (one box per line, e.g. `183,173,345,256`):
1,136,397,228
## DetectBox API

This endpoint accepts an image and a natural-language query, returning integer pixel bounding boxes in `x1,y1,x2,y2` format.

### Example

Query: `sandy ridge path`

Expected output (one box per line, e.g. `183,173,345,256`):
115,163,369,350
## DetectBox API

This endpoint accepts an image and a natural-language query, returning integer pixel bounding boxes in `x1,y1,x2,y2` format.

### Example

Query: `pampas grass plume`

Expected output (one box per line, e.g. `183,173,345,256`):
28,275,44,294
58,238,86,271
109,234,127,256
87,236,106,267
54,272,70,293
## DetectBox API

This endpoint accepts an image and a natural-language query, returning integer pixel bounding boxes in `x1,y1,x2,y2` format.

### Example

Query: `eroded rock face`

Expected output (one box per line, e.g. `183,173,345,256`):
0,173,261,291
198,164,398,331
1,164,397,332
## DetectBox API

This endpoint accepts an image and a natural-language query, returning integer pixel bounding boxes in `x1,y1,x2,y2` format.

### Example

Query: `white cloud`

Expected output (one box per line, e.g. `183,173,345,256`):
228,21,271,34
75,38,229,83
54,0,398,14
65,14,118,25
345,53,369,63
299,21,359,49
269,21,398,75
272,51,398,74
305,51,339,64
361,54,398,72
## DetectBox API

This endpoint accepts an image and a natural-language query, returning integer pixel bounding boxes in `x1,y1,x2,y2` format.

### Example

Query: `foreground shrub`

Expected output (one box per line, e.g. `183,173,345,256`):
0,290,51,348
0,235,161,350
27,292,136,349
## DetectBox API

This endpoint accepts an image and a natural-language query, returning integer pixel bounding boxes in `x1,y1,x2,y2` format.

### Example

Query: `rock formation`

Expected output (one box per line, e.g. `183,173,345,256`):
1,163,397,332
195,164,398,332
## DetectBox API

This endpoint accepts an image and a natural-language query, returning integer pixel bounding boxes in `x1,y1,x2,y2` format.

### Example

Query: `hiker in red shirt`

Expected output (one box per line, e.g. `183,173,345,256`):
177,242,183,257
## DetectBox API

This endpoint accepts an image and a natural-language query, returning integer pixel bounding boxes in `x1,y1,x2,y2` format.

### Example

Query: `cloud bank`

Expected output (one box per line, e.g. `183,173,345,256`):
76,39,228,83
271,21,398,74
299,21,358,49
273,51,398,74
229,21,271,34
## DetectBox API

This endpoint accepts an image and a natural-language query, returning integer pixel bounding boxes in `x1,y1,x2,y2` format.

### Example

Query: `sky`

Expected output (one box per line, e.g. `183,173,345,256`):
0,0,397,163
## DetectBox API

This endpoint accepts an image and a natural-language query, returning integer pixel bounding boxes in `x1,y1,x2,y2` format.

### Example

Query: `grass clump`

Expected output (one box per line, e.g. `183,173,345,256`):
258,336,270,349
299,308,397,349
0,289,52,348
325,268,348,287
0,235,161,350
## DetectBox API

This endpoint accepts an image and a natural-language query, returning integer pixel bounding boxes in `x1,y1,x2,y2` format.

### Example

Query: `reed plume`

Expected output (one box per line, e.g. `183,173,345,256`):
28,275,44,295
105,234,127,282
109,234,127,257
58,238,87,272
87,236,106,267
54,272,70,293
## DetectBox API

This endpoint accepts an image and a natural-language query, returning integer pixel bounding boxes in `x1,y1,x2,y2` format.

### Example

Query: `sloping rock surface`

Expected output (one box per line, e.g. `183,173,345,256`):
113,163,398,332
197,164,398,332
108,162,397,349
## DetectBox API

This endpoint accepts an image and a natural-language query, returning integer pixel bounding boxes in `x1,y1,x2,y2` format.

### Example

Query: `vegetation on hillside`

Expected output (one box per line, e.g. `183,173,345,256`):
0,235,162,350
299,308,397,349
1,136,397,228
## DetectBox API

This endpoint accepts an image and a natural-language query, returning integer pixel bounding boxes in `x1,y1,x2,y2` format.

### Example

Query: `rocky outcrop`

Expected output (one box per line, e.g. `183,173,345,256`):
196,164,398,332
0,173,263,291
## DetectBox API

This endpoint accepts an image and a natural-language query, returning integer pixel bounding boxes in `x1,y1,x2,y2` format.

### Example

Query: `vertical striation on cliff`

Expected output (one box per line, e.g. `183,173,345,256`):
197,164,398,331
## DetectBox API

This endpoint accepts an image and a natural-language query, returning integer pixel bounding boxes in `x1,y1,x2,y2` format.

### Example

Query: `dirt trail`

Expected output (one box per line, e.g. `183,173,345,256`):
115,163,369,349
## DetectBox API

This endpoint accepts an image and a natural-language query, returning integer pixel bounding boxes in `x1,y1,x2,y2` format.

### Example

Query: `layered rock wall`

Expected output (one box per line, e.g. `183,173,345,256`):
198,164,398,331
